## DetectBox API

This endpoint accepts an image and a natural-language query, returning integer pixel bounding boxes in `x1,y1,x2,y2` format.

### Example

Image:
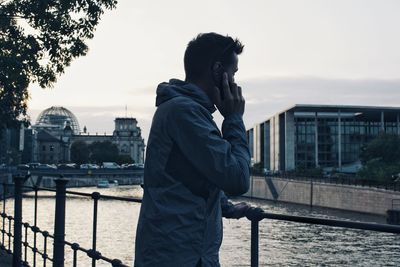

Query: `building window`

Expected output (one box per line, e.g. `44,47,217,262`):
42,145,46,151
50,145,54,151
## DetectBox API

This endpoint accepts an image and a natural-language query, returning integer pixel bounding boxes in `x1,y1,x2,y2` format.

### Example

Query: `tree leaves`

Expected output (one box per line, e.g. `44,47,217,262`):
0,0,117,131
358,133,400,181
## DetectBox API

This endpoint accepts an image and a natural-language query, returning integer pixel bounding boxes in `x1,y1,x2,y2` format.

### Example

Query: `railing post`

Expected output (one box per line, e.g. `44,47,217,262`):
53,178,69,267
91,192,100,267
251,219,259,267
13,176,23,267
2,182,7,247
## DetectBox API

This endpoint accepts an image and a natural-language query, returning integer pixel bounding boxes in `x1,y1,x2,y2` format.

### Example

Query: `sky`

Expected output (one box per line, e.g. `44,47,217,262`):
27,0,400,140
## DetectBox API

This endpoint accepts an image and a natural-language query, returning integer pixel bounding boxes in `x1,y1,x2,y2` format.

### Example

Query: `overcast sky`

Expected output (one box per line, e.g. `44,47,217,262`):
27,0,400,140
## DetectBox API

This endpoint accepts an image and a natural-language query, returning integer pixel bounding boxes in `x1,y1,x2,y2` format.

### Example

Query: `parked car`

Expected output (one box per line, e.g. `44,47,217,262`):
36,164,57,170
57,163,78,170
102,162,120,169
80,163,100,169
27,163,41,169
123,164,142,170
17,164,30,170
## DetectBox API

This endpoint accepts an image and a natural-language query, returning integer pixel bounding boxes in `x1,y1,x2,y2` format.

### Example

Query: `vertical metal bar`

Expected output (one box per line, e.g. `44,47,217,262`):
8,216,11,251
33,187,38,267
24,223,28,263
73,249,77,267
43,234,47,267
53,178,69,267
13,175,23,267
71,243,79,267
2,183,6,246
91,192,100,267
251,220,259,267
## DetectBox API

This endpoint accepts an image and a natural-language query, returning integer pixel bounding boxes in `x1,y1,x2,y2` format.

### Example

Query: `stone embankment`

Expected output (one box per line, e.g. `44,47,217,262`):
245,176,400,216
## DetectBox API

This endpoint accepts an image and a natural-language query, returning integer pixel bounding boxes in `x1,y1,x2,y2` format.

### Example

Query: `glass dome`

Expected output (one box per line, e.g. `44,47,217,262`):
35,106,80,134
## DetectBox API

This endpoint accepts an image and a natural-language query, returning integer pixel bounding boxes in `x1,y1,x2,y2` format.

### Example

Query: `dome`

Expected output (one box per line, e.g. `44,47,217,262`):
35,106,80,134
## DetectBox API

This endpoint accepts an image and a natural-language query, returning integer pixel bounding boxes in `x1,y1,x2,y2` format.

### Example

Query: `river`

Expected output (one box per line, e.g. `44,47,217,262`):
1,185,399,266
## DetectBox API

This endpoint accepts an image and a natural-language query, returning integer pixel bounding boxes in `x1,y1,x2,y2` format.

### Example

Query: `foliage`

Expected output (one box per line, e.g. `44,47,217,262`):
70,140,89,165
294,165,323,177
359,133,400,164
70,140,134,165
251,162,263,173
88,141,119,164
115,154,134,165
0,0,117,131
357,134,400,182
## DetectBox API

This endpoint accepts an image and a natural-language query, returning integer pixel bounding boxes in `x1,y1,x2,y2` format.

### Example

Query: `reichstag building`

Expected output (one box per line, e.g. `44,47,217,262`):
30,106,145,164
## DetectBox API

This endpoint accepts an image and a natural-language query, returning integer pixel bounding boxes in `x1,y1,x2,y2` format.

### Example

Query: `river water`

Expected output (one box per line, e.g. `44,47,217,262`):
1,185,399,266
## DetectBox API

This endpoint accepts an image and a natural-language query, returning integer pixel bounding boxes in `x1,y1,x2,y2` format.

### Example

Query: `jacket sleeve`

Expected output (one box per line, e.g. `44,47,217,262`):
168,103,250,196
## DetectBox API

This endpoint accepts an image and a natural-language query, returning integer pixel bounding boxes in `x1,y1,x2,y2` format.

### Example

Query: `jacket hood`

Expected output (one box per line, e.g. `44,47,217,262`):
156,79,216,113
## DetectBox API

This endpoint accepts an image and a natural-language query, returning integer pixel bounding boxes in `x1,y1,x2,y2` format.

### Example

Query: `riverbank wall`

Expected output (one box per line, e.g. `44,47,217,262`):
245,176,400,216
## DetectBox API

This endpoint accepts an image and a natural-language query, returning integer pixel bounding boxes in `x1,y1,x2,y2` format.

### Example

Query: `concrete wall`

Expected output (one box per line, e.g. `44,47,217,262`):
270,115,280,171
285,111,295,171
245,176,400,215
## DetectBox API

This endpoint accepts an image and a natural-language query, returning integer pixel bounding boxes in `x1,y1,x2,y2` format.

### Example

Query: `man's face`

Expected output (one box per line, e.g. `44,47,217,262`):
210,52,239,90
223,53,239,83
224,53,239,84
206,52,239,105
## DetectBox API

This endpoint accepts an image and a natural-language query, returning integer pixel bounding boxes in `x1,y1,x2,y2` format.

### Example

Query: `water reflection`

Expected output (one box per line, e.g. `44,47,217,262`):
1,186,399,266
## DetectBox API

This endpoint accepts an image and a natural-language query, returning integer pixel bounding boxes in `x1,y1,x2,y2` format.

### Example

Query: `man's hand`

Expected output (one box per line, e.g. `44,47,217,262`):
245,207,264,221
213,73,245,118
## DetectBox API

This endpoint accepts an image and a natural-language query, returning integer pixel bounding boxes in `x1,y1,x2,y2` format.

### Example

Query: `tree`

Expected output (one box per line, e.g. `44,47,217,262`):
358,133,400,182
0,0,117,132
115,154,133,165
70,140,89,165
360,133,400,164
88,141,119,164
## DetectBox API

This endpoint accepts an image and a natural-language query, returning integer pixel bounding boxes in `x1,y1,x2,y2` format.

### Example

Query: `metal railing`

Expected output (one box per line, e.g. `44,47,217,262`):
1,175,400,267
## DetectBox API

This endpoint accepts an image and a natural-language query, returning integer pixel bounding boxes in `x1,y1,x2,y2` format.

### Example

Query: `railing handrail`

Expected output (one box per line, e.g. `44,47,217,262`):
259,211,400,234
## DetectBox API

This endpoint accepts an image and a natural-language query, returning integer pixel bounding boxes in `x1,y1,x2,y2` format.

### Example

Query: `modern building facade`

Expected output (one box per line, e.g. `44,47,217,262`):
247,104,400,173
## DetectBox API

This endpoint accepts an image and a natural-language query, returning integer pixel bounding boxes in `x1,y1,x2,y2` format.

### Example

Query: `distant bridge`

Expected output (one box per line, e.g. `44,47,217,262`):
0,169,144,190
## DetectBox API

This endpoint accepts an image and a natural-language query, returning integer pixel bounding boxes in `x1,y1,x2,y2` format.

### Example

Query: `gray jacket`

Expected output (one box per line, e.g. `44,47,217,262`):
134,79,250,267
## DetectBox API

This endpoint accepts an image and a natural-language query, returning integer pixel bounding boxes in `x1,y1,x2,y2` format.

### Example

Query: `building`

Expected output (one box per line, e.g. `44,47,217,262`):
247,104,400,173
0,125,25,165
31,106,146,164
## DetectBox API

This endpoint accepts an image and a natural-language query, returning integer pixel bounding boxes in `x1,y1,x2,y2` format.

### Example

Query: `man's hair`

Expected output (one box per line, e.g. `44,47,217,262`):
184,32,244,80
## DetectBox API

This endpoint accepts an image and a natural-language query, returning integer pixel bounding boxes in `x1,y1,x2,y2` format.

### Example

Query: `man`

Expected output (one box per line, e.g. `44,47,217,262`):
135,33,263,267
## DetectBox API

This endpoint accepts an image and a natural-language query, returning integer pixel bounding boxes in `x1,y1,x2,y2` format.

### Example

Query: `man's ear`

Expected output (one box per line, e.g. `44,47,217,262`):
212,61,222,72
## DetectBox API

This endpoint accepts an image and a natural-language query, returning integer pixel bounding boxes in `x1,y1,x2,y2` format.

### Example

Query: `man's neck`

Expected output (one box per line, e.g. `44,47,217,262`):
185,78,210,96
